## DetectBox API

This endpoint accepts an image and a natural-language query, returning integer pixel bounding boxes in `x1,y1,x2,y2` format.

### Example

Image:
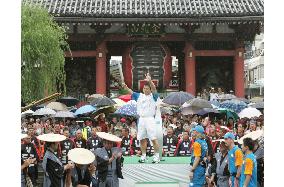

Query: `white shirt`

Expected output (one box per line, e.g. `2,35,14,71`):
137,93,156,117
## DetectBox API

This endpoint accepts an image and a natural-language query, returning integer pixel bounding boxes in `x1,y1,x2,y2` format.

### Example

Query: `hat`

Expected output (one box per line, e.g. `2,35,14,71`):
96,132,122,142
120,118,126,123
21,134,28,139
68,148,95,165
192,125,204,134
37,133,66,142
224,132,235,140
238,130,264,144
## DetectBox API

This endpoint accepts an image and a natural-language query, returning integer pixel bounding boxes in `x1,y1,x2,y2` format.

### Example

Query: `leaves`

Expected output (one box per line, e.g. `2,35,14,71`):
21,5,69,103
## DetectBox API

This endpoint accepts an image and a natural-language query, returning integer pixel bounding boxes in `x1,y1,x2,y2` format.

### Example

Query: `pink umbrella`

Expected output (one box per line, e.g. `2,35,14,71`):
118,94,132,102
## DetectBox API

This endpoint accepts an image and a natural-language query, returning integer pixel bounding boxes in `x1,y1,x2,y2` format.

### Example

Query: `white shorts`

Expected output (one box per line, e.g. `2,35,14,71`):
137,117,157,141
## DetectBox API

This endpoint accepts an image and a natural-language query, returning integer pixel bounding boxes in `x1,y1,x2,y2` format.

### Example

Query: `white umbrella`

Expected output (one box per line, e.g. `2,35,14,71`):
21,109,34,117
238,108,262,119
238,130,264,144
46,102,68,111
54,111,76,118
33,108,56,116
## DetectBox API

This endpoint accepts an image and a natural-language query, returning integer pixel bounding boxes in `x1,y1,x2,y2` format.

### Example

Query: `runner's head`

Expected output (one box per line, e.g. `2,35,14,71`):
143,82,151,95
242,137,254,153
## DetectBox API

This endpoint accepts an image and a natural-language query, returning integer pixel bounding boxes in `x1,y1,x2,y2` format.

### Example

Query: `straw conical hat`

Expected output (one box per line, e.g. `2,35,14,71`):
238,130,264,144
37,133,66,142
96,132,122,142
21,134,28,139
68,148,95,165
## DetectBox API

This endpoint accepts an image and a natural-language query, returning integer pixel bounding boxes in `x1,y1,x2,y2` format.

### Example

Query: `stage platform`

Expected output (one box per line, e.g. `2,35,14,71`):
120,156,191,187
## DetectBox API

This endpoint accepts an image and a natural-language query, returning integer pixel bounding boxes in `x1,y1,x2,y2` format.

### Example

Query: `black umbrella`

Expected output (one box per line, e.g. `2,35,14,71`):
163,91,194,106
57,96,80,107
90,96,116,107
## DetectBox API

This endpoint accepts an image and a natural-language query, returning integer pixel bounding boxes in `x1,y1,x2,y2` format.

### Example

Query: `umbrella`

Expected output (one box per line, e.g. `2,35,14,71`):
114,100,138,117
112,98,126,108
21,109,34,118
210,100,220,107
217,108,239,122
218,94,236,101
250,97,264,103
196,108,220,116
88,94,104,100
219,99,247,113
56,96,79,107
33,108,56,116
249,102,264,109
46,102,68,111
75,105,97,116
163,91,194,106
54,111,76,118
182,98,212,109
118,94,132,102
235,97,250,104
238,108,262,119
90,96,116,107
93,105,116,116
31,104,45,111
238,130,264,144
180,106,201,115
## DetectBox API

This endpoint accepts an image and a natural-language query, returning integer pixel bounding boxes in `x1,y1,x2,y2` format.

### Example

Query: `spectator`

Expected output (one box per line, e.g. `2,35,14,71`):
21,135,40,186
245,120,257,135
120,128,132,156
174,121,183,138
163,127,178,157
74,129,87,148
87,126,103,153
175,131,191,156
131,132,141,156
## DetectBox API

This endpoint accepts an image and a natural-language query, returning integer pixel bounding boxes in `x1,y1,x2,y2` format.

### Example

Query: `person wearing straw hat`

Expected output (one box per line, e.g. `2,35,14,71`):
39,133,74,187
67,148,96,187
239,138,258,187
21,134,40,186
94,132,124,187
224,132,243,187
122,73,161,163
189,125,208,187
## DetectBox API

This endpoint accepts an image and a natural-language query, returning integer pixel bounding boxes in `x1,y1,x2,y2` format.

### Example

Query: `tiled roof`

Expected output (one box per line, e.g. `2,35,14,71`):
22,0,264,19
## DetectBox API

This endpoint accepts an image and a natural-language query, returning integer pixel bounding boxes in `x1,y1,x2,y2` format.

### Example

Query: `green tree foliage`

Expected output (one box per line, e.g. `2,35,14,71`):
21,5,69,103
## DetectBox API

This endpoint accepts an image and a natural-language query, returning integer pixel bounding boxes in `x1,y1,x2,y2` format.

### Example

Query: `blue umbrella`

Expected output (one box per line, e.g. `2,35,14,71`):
114,101,138,117
210,100,220,107
75,105,97,116
163,91,194,106
219,99,247,113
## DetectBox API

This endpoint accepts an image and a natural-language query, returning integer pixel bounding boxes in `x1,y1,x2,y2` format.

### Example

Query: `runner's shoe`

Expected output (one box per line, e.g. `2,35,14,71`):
152,155,160,164
138,156,146,163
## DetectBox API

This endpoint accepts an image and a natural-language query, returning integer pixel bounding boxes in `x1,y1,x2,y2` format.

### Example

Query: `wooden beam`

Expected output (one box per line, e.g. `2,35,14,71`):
64,50,97,57
194,50,235,56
